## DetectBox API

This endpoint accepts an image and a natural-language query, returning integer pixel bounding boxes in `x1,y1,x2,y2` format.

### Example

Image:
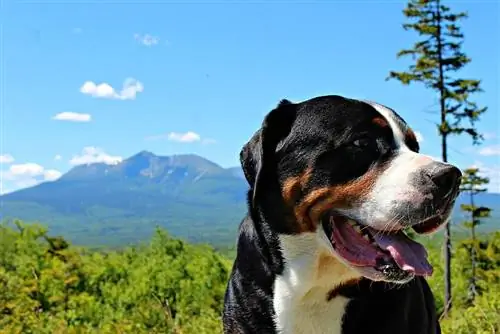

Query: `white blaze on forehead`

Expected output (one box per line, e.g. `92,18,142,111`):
363,100,409,151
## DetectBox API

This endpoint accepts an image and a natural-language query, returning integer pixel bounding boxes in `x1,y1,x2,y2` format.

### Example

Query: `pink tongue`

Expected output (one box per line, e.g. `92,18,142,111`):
371,230,433,276
333,222,383,266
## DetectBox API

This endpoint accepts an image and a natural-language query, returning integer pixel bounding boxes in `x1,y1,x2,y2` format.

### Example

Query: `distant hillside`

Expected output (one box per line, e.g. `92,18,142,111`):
0,152,248,246
0,151,498,246
225,166,246,180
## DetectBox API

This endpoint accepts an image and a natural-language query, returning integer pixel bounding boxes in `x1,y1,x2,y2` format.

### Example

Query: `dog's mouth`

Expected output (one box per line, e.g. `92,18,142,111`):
321,212,441,279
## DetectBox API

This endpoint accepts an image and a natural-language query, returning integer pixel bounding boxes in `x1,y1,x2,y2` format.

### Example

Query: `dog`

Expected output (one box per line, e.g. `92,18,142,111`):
223,95,461,334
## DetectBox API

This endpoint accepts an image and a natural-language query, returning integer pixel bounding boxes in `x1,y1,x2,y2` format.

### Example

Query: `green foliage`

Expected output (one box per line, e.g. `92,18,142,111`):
388,0,487,144
460,167,492,228
438,232,500,333
1,220,498,333
460,170,492,232
459,167,492,303
0,221,231,333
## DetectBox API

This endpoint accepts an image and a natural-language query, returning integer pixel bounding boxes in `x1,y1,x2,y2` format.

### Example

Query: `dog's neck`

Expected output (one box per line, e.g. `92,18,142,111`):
244,198,365,333
247,199,362,298
272,228,362,334
274,228,361,296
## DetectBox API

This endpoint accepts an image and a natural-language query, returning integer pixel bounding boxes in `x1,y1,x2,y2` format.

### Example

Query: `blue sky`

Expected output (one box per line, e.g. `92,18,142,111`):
0,0,498,194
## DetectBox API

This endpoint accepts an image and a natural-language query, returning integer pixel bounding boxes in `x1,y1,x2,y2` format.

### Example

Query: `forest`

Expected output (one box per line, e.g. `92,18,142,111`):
0,222,230,333
0,221,499,333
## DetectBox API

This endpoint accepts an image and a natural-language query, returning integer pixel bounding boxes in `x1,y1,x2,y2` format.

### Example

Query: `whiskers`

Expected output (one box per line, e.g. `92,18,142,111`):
371,213,405,239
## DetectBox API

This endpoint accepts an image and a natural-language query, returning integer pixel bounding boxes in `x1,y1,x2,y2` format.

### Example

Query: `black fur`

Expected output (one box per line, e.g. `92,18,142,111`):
223,95,442,334
339,278,441,334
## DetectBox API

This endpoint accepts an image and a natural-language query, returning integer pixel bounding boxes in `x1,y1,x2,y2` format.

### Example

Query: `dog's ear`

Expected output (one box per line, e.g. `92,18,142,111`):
240,99,297,206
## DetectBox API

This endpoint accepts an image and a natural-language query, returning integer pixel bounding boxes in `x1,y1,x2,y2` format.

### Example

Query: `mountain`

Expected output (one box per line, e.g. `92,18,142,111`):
0,152,249,246
0,151,498,246
226,166,246,180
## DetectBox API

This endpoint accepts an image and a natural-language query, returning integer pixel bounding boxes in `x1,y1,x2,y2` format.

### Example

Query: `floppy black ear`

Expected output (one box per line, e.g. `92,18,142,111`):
240,99,297,206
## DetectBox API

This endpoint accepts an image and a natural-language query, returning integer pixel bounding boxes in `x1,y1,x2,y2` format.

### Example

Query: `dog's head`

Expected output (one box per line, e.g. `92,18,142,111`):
241,95,461,284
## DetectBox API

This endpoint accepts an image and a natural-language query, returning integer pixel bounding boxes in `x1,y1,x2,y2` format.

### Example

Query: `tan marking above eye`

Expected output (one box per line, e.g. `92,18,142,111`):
372,117,389,128
405,129,417,143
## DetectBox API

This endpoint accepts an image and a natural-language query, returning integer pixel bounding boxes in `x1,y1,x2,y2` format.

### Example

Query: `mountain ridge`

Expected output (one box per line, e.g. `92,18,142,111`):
1,151,498,246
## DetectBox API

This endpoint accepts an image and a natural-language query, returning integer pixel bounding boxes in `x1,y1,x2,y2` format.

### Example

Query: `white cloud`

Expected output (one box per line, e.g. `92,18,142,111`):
0,184,10,195
53,112,92,122
167,131,201,143
0,154,14,164
54,154,62,161
2,163,62,192
479,145,500,156
44,169,63,181
80,78,144,100
414,131,424,143
69,146,122,165
8,163,45,177
120,78,145,100
468,161,500,193
134,33,160,46
146,131,216,144
80,81,115,98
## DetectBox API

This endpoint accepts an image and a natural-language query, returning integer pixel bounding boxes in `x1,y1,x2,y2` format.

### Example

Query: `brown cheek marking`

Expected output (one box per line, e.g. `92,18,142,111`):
372,117,389,128
294,165,387,232
281,168,312,204
281,168,314,233
282,175,302,204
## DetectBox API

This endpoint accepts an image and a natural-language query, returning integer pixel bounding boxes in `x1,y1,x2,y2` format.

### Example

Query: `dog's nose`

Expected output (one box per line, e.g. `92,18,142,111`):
430,164,462,201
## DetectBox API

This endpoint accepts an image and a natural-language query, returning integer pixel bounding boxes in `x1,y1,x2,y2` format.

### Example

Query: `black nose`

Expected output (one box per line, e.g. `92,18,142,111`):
430,164,462,201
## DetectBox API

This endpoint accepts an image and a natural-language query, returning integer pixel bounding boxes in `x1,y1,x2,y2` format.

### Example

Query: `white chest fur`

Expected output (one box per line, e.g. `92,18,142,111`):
274,277,349,334
273,228,360,334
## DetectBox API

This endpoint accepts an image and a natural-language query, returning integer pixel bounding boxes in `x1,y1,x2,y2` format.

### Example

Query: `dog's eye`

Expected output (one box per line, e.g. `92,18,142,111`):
352,137,371,148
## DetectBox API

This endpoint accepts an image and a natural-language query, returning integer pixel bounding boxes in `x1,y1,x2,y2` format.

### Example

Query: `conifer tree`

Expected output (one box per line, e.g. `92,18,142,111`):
387,0,487,316
459,167,491,303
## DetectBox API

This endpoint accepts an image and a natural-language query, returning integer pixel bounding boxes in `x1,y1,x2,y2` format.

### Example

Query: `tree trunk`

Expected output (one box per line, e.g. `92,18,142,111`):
443,152,452,316
470,191,477,302
435,0,452,317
